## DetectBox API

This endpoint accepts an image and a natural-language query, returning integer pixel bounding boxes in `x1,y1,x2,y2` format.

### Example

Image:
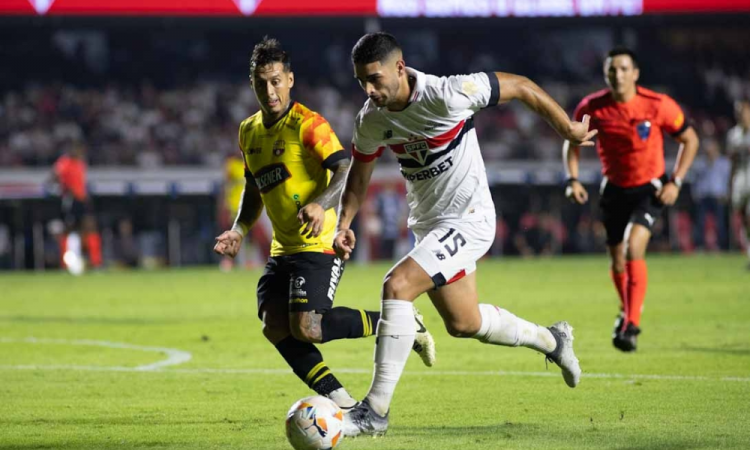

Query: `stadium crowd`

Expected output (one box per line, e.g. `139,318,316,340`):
1,22,748,267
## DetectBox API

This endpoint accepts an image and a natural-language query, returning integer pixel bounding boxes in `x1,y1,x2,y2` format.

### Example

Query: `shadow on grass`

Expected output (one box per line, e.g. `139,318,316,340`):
375,423,717,450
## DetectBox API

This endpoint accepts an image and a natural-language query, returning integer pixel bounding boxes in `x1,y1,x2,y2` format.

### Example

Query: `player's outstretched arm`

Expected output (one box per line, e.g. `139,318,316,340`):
658,126,700,205
562,140,589,204
298,159,350,239
214,180,263,258
334,157,376,261
493,72,597,147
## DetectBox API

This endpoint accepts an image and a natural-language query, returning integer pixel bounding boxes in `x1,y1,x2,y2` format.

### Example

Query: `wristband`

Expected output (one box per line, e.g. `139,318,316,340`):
565,177,579,186
231,222,248,237
670,175,683,189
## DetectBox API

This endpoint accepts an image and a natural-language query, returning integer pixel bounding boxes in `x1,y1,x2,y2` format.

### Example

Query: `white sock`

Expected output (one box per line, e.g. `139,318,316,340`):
66,232,82,257
473,304,556,354
365,299,415,416
327,387,357,409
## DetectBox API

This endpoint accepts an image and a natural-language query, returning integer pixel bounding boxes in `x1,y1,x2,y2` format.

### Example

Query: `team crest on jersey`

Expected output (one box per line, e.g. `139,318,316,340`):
384,130,393,139
636,121,652,141
273,140,285,156
403,141,430,165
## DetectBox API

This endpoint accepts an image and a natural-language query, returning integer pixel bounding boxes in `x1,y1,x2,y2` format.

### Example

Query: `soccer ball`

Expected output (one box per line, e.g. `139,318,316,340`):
285,396,344,450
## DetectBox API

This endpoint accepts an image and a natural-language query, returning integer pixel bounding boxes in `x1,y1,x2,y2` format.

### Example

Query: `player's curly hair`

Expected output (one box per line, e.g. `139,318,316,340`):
607,47,639,68
351,32,401,65
250,36,291,75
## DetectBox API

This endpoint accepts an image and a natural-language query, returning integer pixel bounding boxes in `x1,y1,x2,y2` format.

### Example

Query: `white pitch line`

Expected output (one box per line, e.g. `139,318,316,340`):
1,337,748,383
0,337,191,371
0,364,748,383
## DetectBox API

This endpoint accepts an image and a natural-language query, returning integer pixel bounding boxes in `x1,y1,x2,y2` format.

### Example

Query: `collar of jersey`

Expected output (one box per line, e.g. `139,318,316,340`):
381,67,425,113
262,101,295,129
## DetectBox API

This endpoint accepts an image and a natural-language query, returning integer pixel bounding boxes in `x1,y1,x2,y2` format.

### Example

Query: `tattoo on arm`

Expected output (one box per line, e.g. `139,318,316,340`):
311,160,350,210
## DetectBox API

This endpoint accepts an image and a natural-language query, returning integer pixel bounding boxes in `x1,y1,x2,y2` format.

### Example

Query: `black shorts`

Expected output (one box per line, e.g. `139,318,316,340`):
599,175,667,246
256,252,344,319
62,196,90,229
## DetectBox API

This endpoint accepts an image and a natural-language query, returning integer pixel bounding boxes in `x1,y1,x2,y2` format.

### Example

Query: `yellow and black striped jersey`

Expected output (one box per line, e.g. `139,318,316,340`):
238,101,346,256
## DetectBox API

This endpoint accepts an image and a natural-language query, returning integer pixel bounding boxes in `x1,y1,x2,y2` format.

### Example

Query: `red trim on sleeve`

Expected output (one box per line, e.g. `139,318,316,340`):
351,144,385,162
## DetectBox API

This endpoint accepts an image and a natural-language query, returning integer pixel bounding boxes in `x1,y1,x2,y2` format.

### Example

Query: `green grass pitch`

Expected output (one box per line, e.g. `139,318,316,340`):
1,254,749,449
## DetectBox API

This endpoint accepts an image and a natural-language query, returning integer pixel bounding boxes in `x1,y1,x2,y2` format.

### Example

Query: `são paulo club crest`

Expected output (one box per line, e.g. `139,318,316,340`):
403,140,430,166
636,120,652,141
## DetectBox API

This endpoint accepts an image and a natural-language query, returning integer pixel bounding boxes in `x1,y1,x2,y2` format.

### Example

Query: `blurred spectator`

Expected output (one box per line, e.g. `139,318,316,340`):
728,100,750,265
0,223,10,269
572,214,606,253
113,218,139,268
374,182,406,260
513,212,563,257
691,138,731,250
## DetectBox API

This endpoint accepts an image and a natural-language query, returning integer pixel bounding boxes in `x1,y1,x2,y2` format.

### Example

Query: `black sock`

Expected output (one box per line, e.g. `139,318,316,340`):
274,336,342,396
320,307,380,343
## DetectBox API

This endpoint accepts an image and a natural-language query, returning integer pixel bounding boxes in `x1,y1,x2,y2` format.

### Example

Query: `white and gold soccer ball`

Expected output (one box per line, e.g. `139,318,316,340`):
285,396,344,450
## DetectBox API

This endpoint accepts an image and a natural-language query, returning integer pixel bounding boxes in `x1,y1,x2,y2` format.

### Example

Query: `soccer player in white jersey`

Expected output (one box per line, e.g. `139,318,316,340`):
728,100,750,268
333,32,597,437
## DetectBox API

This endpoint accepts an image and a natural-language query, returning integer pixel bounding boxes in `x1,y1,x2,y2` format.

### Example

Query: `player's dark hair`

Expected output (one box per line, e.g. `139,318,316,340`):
351,32,402,65
250,36,291,75
607,47,639,68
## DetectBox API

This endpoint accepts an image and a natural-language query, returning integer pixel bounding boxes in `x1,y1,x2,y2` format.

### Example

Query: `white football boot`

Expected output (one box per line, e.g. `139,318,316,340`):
342,398,389,437
411,306,436,367
545,321,581,388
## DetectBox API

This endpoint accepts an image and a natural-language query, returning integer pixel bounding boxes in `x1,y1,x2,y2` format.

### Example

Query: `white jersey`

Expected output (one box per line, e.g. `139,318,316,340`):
352,68,499,229
728,125,750,210
727,125,750,175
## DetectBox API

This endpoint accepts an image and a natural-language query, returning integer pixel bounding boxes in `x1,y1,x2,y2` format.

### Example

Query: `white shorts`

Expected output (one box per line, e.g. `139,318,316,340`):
407,215,496,288
732,170,750,213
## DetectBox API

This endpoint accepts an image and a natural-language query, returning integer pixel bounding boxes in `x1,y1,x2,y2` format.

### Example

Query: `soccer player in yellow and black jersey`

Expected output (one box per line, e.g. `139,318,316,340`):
219,153,249,271
213,37,435,411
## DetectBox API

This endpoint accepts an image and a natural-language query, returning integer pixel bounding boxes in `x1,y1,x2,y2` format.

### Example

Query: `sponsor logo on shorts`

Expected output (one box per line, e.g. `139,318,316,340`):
401,156,454,182
292,289,307,297
327,258,343,301
291,298,308,304
644,213,655,226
